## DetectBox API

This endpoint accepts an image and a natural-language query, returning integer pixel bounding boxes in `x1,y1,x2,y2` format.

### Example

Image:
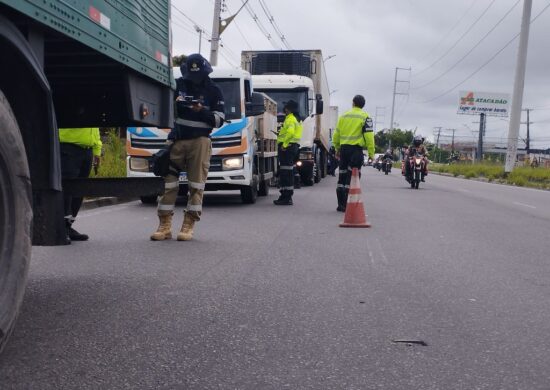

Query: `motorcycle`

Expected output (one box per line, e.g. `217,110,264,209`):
382,157,392,175
407,153,426,189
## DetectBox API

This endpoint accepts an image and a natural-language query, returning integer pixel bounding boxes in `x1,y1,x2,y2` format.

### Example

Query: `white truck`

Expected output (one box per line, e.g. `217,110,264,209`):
127,67,278,204
241,50,331,186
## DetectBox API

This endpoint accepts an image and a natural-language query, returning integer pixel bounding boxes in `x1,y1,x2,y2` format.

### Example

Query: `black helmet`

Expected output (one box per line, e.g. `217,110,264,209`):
181,53,213,83
283,100,299,112
413,135,423,147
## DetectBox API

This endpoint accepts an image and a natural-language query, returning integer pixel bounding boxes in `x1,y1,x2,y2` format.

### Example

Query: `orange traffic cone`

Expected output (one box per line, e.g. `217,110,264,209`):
339,167,371,228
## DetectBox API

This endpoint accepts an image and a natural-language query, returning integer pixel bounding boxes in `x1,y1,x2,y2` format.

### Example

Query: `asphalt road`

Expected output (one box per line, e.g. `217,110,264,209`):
1,168,550,389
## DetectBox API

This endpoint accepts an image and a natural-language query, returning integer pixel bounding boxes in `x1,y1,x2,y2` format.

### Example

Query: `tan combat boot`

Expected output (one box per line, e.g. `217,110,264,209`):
150,213,173,241
177,213,196,241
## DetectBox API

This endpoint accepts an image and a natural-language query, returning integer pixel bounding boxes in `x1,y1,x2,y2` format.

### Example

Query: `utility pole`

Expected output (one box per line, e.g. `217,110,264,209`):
388,67,411,149
448,128,456,154
505,0,532,173
374,106,386,132
477,113,486,162
389,67,411,133
522,108,532,154
210,0,222,66
434,127,442,148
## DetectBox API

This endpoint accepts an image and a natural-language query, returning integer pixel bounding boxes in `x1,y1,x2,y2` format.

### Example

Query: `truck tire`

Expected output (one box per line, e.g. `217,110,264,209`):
258,180,269,196
0,89,32,354
241,178,258,204
140,195,158,204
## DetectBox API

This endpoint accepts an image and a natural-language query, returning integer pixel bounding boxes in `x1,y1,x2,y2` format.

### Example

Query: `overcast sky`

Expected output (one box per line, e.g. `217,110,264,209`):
171,0,550,148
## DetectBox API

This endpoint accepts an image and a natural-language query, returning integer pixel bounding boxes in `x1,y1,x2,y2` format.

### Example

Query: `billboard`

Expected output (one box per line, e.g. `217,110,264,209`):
458,91,510,117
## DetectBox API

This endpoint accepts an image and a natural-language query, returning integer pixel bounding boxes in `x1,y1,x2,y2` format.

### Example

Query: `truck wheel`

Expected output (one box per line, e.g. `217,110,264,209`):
313,163,321,184
0,89,32,354
241,180,258,204
258,180,269,196
140,196,158,204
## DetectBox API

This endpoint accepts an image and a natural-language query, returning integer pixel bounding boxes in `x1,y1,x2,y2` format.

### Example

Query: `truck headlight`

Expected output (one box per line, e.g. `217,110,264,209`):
299,152,313,160
129,157,150,172
222,156,243,170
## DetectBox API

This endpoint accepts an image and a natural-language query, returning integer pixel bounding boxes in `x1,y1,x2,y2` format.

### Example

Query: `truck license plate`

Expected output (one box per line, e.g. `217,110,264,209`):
179,172,188,183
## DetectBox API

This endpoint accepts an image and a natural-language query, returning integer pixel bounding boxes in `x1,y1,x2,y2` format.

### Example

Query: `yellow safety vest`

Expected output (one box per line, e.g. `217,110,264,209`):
332,107,375,159
277,113,302,148
59,128,102,157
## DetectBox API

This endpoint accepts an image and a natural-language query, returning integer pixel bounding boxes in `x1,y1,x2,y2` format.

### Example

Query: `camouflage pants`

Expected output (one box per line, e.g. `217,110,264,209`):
157,137,211,221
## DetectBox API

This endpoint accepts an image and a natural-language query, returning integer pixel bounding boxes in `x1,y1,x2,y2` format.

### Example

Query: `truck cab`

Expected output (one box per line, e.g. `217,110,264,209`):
127,67,276,204
252,74,322,186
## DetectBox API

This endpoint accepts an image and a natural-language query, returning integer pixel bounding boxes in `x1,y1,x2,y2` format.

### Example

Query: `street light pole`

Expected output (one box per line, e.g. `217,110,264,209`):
195,26,202,54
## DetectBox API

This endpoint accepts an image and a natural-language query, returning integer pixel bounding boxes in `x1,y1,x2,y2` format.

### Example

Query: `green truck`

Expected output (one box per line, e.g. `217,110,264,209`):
0,0,173,352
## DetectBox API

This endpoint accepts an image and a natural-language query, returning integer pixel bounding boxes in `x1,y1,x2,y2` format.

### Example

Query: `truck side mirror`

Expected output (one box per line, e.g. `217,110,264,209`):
315,94,324,115
245,92,266,117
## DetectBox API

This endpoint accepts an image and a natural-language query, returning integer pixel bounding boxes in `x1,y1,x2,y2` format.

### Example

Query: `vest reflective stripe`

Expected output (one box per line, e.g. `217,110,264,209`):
339,134,363,141
280,165,294,170
165,181,179,190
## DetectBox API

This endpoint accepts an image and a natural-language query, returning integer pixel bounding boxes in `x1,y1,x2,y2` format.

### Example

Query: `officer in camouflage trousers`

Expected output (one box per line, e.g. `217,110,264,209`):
151,54,225,241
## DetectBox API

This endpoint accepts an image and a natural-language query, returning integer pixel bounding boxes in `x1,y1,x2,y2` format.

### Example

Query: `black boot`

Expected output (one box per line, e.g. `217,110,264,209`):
68,226,89,241
274,197,293,205
274,191,293,205
336,188,346,212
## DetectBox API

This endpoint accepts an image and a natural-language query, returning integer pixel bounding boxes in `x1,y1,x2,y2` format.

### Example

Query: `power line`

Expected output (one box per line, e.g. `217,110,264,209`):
413,0,497,77
257,0,292,49
415,0,476,74
412,0,520,90
422,2,550,104
223,3,253,49
242,0,280,49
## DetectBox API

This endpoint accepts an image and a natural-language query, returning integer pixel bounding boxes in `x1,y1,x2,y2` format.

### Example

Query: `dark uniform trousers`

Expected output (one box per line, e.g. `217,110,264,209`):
336,144,364,209
278,143,299,199
60,143,93,223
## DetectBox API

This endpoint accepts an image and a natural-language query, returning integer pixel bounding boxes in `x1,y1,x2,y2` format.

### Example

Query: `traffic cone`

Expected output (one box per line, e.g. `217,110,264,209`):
339,167,371,228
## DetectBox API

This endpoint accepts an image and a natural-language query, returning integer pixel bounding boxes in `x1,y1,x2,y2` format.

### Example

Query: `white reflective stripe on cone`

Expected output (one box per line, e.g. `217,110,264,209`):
165,181,178,189
187,204,202,212
347,194,362,203
188,181,205,190
158,204,175,211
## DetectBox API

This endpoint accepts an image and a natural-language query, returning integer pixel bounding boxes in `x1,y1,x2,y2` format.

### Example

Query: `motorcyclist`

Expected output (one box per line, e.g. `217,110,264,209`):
405,135,429,182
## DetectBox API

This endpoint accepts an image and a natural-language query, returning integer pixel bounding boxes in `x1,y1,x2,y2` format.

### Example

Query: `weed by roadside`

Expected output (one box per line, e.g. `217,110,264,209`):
430,163,550,190
91,129,126,178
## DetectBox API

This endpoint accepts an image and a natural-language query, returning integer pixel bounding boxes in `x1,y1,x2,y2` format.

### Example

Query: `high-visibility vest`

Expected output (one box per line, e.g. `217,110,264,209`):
277,113,302,148
333,107,375,159
59,128,102,156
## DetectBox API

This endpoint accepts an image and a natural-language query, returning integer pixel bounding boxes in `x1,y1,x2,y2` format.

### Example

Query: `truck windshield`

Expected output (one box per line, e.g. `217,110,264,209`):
255,89,309,121
212,78,241,120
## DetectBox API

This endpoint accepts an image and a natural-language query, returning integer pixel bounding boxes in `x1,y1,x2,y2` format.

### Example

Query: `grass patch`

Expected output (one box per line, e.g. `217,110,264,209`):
91,129,126,178
430,162,550,190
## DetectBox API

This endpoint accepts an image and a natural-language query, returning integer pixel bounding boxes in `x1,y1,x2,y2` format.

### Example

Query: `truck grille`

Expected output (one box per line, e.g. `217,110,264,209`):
212,135,241,148
131,137,168,149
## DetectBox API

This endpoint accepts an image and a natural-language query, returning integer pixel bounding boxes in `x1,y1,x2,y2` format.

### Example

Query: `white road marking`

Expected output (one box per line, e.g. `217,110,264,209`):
513,201,537,209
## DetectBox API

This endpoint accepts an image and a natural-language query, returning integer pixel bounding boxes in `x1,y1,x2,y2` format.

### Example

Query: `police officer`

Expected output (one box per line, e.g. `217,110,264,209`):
332,95,375,212
274,100,302,205
59,127,102,241
151,54,225,241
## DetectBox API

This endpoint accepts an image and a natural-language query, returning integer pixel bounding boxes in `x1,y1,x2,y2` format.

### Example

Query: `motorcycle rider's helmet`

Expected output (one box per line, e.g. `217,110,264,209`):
413,135,423,147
